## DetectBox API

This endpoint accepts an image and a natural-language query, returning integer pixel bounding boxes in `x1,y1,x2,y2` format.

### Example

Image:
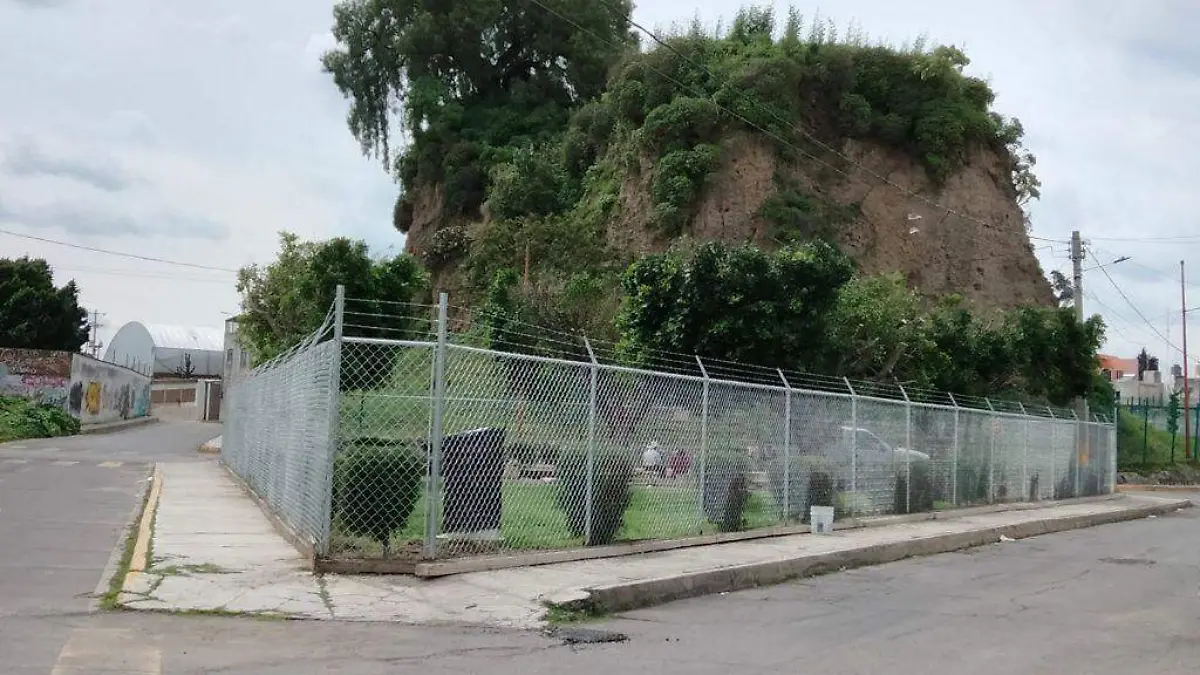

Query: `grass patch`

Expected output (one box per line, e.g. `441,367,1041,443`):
153,563,237,576
331,479,780,557
542,601,607,625
1118,410,1189,469
151,607,293,621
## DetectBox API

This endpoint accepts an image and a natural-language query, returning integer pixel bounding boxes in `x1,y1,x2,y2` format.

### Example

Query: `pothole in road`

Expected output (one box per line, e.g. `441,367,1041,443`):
1099,557,1156,566
546,627,629,645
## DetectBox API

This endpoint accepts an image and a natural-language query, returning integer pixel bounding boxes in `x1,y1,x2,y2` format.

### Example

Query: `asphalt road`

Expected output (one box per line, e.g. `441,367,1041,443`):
3,421,1197,674
0,421,218,675
8,491,1199,674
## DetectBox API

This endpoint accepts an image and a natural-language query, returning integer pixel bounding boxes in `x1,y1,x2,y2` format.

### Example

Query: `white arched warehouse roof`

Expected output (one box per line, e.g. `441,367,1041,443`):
142,325,224,352
104,322,224,378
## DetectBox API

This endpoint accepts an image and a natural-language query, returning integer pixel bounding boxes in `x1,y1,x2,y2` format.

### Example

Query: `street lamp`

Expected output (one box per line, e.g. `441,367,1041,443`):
1083,256,1131,273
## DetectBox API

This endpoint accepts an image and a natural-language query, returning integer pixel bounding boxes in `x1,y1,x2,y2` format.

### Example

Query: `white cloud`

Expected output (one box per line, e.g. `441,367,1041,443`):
0,0,400,346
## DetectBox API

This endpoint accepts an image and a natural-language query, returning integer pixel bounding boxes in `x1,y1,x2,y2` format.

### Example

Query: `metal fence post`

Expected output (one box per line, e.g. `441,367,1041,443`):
1046,407,1057,500
1070,409,1081,498
778,369,792,522
1142,403,1150,467
423,292,449,559
318,285,345,556
584,339,599,545
985,398,996,503
948,393,960,507
844,377,858,496
1110,404,1118,494
1018,402,1029,502
898,383,912,513
696,356,709,527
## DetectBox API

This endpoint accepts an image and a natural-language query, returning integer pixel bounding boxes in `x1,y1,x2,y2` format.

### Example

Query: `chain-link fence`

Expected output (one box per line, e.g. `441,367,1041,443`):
222,290,1117,563
221,323,339,555
1116,400,1198,467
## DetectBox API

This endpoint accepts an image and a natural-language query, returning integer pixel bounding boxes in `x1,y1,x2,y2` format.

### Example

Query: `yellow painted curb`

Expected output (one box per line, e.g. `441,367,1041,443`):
127,464,163,575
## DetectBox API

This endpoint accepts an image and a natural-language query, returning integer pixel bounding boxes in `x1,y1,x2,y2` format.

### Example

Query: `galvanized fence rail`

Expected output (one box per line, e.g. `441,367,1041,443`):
223,289,1118,562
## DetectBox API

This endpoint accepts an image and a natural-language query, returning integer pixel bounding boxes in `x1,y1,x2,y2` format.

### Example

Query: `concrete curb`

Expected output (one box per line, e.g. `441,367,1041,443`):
128,464,163,574
557,497,1192,615
1117,484,1200,492
90,464,156,612
81,416,159,435
414,495,1122,578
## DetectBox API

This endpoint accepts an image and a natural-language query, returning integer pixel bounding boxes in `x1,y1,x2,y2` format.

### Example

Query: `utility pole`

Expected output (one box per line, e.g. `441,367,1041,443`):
1071,231,1089,469
1183,261,1191,459
1071,231,1084,322
87,310,106,358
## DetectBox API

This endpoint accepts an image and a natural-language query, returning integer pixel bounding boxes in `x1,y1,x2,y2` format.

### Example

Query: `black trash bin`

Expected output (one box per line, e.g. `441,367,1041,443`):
441,427,507,538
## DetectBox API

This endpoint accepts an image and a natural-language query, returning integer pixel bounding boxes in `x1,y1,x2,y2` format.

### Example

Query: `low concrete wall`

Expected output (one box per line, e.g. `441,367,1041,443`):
67,354,152,425
0,348,72,407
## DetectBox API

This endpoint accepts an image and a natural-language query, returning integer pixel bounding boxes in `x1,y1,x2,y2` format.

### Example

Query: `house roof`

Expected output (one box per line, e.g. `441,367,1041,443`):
1097,354,1138,374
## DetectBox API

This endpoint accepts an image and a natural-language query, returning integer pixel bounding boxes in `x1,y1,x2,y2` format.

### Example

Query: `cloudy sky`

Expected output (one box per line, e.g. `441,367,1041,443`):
1,0,1196,372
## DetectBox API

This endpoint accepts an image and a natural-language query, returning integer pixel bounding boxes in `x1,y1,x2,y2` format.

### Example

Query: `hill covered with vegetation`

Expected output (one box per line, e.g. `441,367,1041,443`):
314,1,1103,405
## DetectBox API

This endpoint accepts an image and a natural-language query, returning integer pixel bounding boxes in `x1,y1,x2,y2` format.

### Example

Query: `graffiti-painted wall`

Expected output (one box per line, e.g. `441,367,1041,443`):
0,348,72,407
67,355,152,425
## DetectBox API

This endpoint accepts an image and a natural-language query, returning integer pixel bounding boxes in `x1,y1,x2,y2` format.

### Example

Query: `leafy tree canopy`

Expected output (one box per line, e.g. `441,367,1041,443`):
323,0,634,199
0,257,88,352
617,242,1105,406
236,232,427,363
618,241,853,369
325,4,1038,238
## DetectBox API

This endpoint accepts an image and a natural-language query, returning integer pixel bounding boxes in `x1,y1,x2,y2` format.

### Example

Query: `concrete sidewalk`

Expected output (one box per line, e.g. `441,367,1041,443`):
119,461,1191,628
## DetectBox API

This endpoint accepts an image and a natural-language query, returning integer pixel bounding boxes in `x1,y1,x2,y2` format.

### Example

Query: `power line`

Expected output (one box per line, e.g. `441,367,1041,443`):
1089,235,1200,243
527,0,1063,246
1089,249,1182,357
51,265,235,284
0,227,240,273
1089,245,1200,292
1085,289,1164,349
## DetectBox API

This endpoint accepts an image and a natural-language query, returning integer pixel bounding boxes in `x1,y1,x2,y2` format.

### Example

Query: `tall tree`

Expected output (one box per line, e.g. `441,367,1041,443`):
236,232,427,365
322,0,635,172
0,257,88,352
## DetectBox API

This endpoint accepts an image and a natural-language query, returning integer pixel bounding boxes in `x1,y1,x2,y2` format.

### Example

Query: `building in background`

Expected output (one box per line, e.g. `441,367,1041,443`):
103,322,224,422
1100,354,1165,405
1173,363,1200,402
104,323,223,378
222,318,251,386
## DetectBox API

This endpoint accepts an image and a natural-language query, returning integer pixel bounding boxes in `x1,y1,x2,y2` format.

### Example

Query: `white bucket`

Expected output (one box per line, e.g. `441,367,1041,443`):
810,506,835,534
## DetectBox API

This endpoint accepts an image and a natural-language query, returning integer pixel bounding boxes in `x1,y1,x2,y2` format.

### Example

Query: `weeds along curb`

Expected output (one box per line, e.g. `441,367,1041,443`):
551,498,1191,616
93,464,159,611
129,464,164,574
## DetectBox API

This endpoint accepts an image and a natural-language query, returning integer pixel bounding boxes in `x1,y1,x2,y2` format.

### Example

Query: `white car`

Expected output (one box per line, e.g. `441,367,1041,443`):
840,426,930,463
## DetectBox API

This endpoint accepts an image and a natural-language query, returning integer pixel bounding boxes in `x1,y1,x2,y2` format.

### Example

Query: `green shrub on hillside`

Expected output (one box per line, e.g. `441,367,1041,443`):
327,2,1038,239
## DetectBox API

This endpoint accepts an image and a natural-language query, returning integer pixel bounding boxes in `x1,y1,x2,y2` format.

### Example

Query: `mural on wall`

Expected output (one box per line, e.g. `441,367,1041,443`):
0,350,71,407
4,349,152,425
68,355,153,425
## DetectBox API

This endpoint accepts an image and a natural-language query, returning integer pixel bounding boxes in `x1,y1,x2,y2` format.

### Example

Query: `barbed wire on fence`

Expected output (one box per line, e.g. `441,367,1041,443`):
336,295,1107,422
